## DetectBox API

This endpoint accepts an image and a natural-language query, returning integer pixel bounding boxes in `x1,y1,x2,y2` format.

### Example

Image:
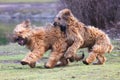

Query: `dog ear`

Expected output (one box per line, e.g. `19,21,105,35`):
63,9,71,20
23,19,31,28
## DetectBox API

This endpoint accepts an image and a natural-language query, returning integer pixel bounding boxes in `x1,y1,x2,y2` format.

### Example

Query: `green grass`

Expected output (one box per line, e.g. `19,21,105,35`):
0,41,120,80
0,63,119,80
0,0,57,3
0,23,15,45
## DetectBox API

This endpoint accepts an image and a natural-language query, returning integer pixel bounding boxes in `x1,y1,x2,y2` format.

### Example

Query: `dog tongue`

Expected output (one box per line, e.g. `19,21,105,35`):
18,40,24,45
20,40,24,43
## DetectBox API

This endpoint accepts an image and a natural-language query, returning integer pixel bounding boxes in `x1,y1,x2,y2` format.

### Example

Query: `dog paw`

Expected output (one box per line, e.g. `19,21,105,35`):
64,52,73,59
44,63,52,69
55,60,68,67
83,60,89,65
21,61,36,68
21,61,28,65
44,65,50,69
29,62,36,68
69,57,75,62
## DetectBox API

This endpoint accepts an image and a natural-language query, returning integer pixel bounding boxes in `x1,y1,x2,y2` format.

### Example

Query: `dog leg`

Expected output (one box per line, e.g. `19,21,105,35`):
55,57,69,67
93,54,106,65
83,52,97,65
21,48,45,68
21,60,36,68
55,52,85,67
65,34,84,59
44,39,67,68
44,52,64,68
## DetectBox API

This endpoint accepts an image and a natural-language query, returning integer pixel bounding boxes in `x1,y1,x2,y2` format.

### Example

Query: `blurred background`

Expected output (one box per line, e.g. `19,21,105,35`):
0,0,59,45
0,1,119,79
0,0,120,45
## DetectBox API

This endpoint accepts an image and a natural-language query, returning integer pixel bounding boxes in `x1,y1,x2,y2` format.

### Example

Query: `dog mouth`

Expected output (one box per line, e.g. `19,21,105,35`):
53,22,59,27
13,36,28,46
53,22,66,33
59,25,66,33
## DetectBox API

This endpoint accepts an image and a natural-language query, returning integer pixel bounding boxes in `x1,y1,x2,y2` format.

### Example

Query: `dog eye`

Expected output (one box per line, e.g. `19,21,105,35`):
58,17,61,20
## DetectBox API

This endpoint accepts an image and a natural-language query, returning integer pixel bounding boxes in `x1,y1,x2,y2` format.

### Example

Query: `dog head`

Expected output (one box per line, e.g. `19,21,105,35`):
53,9,73,32
12,20,32,46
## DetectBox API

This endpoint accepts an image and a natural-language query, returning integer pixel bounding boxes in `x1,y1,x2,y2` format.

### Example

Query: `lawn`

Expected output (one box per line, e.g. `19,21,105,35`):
0,40,120,80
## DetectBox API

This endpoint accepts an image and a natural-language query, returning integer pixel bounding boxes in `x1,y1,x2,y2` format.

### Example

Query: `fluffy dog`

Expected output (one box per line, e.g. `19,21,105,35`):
13,20,84,68
53,9,113,65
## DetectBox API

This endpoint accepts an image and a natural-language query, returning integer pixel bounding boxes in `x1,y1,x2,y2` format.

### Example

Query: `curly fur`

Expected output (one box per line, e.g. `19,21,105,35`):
53,9,114,65
13,20,84,68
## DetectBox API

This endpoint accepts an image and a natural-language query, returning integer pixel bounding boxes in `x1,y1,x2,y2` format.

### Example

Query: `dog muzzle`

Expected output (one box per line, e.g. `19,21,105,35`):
13,36,28,46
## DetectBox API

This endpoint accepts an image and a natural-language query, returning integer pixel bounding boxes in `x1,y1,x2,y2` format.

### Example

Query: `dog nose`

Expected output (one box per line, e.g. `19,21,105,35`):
12,34,18,42
53,22,57,26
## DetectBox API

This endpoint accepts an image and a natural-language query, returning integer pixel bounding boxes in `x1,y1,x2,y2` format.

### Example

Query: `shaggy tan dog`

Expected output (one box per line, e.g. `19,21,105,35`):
53,9,113,65
13,20,84,68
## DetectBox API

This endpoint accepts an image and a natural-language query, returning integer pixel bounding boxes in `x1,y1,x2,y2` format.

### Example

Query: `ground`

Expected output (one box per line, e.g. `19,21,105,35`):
0,40,120,80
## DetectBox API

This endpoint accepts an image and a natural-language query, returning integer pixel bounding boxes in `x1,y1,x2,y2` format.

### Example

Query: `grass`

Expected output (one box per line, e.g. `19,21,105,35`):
0,0,57,3
0,64,119,80
0,40,120,80
0,22,15,45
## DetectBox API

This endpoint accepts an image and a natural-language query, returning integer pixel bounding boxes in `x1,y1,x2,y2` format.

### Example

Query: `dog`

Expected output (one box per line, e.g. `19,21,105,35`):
12,20,84,68
53,9,113,65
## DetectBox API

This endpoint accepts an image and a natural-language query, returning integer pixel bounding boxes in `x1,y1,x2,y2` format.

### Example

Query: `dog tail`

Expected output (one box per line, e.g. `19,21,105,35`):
108,44,114,53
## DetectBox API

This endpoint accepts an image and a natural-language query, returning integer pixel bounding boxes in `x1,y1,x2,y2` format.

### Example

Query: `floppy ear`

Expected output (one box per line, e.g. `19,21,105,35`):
63,9,71,20
23,19,31,28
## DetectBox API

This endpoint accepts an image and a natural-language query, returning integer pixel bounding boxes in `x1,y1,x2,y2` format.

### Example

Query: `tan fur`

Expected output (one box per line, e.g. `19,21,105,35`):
53,9,114,65
13,20,84,68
